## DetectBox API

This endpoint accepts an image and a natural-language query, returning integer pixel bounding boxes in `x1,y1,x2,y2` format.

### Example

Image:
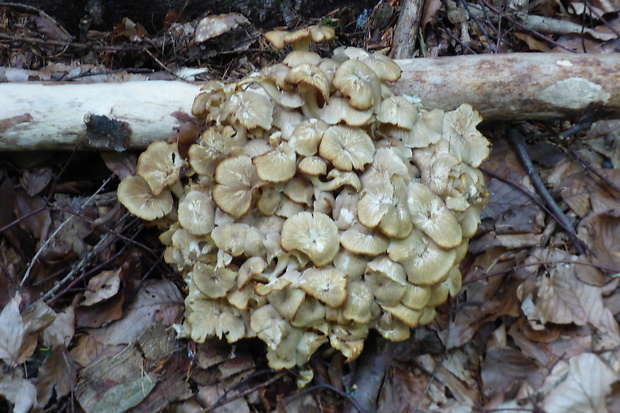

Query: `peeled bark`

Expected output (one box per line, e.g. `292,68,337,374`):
1,53,619,150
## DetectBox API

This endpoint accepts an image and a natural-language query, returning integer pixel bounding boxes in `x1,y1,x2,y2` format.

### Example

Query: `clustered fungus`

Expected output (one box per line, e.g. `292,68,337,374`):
117,25,490,370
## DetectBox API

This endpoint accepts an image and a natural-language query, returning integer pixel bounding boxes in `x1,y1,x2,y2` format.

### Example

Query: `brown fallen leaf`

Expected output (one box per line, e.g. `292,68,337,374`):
543,353,617,413
0,294,24,366
36,345,77,406
87,279,184,346
81,268,122,306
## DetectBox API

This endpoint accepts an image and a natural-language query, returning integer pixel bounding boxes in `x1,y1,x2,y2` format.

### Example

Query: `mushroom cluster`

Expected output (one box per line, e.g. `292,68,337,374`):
117,25,490,369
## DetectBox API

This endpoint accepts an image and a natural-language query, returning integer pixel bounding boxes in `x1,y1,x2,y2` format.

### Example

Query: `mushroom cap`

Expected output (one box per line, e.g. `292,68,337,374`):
284,177,314,206
283,51,322,67
188,127,243,177
340,223,389,256
280,211,339,266
400,285,432,310
319,125,375,171
211,222,265,258
192,262,237,299
117,175,173,221
387,229,456,286
377,96,419,129
253,142,297,182
136,141,183,196
213,155,261,217
178,190,216,235
319,96,375,126
390,108,444,148
289,118,329,157
298,156,328,176
285,63,331,103
372,312,411,341
360,147,411,189
332,60,382,110
380,303,423,328
268,286,306,320
442,104,490,167
250,305,290,349
297,267,348,308
343,279,375,323
333,249,368,280
357,183,392,229
364,256,408,306
358,52,402,82
291,297,327,328
221,90,274,130
186,297,245,343
406,182,463,249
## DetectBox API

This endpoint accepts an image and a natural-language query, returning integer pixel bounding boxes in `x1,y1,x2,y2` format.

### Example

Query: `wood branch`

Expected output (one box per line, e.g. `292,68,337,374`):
1,53,619,150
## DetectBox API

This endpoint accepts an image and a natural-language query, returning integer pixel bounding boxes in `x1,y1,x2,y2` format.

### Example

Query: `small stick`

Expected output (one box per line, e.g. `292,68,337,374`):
506,128,587,255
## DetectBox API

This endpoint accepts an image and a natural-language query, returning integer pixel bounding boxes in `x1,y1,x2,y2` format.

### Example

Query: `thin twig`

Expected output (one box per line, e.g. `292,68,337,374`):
506,128,587,255
463,259,620,285
284,382,367,413
205,370,289,412
20,175,114,286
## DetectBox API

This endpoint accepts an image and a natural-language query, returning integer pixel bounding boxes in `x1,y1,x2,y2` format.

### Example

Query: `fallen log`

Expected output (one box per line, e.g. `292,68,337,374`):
1,53,618,150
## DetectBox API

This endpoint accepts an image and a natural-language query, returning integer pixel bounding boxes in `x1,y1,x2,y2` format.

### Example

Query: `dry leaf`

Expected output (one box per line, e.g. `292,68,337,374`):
481,347,541,400
0,294,24,366
87,279,184,346
0,370,37,413
42,303,76,347
543,353,617,413
81,268,122,306
36,345,77,406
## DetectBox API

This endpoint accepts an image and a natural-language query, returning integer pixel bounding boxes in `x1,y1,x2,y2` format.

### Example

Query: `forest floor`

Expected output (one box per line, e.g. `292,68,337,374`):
1,0,620,412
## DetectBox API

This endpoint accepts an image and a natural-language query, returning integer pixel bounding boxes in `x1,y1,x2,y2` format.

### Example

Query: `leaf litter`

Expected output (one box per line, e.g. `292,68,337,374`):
1,0,620,411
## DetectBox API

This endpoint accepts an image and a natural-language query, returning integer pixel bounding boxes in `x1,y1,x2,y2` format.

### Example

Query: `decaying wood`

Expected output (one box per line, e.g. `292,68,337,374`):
1,53,618,150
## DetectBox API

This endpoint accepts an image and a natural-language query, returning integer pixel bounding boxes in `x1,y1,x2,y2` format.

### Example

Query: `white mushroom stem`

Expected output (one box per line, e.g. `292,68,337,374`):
1,53,619,150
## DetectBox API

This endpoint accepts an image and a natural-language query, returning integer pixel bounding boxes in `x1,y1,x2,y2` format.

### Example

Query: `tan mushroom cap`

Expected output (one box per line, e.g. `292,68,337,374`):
280,211,339,266
333,188,359,230
297,267,348,308
364,256,408,306
253,142,297,182
185,297,245,343
117,175,173,221
372,312,411,342
319,96,375,127
319,125,375,171
220,90,274,130
178,190,216,236
333,249,368,280
283,51,322,67
257,184,284,216
211,222,265,258
343,279,375,323
250,305,290,349
285,63,330,102
284,177,313,206
332,59,382,110
264,25,335,51
418,307,437,325
357,183,392,229
291,297,327,328
340,223,389,256
237,256,268,288
442,104,490,167
377,96,419,130
358,52,402,82
188,126,243,177
298,156,327,176
311,169,361,192
400,285,432,310
378,176,413,239
289,118,329,157
391,108,444,148
213,155,261,217
136,141,183,196
192,262,237,299
268,286,306,320
380,303,423,327
407,182,462,249
360,147,410,189
387,229,456,286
